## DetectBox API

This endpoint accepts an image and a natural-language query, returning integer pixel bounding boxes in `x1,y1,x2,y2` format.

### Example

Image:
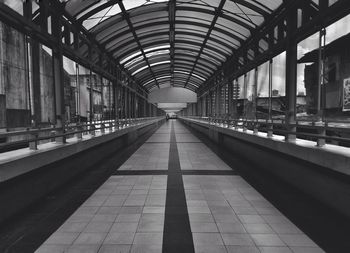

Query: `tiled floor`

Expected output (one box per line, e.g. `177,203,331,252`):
35,120,324,253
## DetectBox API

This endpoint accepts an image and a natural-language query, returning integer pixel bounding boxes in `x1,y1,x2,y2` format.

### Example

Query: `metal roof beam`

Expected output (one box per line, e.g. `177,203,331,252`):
118,1,161,89
77,0,119,22
113,39,230,65
169,0,176,87
184,0,227,89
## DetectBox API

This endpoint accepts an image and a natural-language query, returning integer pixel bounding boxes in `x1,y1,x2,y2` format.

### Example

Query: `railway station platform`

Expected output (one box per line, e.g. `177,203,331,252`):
1,1,350,252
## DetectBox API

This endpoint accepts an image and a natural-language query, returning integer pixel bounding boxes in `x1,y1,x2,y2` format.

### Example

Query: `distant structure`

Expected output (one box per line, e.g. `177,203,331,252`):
298,32,350,116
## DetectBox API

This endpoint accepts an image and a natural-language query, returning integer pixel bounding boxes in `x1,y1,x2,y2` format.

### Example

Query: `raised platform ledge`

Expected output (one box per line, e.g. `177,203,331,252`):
0,118,163,183
181,117,350,177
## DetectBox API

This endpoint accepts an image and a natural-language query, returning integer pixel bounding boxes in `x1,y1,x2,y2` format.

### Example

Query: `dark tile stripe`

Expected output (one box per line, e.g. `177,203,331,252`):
162,122,194,253
182,170,237,175
114,170,169,175
113,170,236,176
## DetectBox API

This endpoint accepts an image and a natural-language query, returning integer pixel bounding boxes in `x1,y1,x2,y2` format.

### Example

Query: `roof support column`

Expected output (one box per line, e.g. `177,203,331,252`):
228,80,234,118
52,10,66,143
215,85,220,117
285,5,298,142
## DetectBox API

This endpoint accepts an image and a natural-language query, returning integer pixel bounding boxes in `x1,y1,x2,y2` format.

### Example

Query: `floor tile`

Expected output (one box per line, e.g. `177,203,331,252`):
73,232,106,245
192,233,224,245
250,234,285,246
44,232,79,245
221,233,255,246
103,232,135,244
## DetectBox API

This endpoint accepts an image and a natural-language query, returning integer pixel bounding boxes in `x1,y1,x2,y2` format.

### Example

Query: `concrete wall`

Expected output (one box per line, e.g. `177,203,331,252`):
180,118,350,219
0,118,164,225
0,22,30,128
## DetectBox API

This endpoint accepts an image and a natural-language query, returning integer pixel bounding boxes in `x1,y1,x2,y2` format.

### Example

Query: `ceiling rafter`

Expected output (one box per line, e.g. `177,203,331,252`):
184,0,227,89
118,1,160,89
111,29,237,62
77,0,119,22
112,39,230,65
100,19,245,56
169,0,176,87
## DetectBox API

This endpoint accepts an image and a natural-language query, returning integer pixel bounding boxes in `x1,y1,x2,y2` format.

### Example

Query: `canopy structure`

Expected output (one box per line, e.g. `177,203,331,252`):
63,0,284,92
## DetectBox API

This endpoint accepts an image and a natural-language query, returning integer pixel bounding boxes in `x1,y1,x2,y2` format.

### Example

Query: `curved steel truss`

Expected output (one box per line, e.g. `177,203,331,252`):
63,0,284,92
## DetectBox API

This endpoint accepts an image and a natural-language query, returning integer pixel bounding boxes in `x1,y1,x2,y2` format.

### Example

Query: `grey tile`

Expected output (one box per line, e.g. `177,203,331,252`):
116,214,141,222
213,214,240,223
66,244,100,253
137,220,164,232
97,207,121,215
58,222,88,233
35,244,68,253
250,234,285,246
189,213,215,223
262,215,291,224
269,223,302,234
259,246,293,253
73,232,106,245
91,215,117,223
103,232,135,244
119,206,143,214
226,246,260,253
110,222,138,233
130,244,162,253
279,234,318,247
238,215,266,224
190,222,218,233
133,232,163,245
290,247,325,253
243,223,274,234
194,245,228,253
221,233,254,246
98,245,131,253
216,223,246,233
44,232,79,245
84,222,112,233
192,233,224,245
142,206,165,214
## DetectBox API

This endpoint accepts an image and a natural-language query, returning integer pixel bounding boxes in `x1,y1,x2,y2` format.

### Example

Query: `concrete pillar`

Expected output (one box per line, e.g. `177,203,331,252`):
285,6,298,142
52,15,66,143
215,86,220,117
31,41,41,125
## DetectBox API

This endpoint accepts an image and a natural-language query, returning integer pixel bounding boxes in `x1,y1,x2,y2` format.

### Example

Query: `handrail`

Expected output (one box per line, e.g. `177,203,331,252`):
181,116,350,148
0,117,164,152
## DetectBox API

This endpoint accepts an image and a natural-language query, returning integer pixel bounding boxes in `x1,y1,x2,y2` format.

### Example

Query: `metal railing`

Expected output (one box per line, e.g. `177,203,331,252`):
0,117,163,153
181,116,350,148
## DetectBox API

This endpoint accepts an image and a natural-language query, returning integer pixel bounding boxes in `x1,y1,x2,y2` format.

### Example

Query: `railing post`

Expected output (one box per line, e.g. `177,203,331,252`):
267,120,273,138
50,126,56,142
109,121,113,133
285,122,296,142
90,123,96,136
29,132,38,150
243,119,247,132
77,123,83,140
253,121,259,134
234,120,239,130
317,122,326,147
101,123,105,134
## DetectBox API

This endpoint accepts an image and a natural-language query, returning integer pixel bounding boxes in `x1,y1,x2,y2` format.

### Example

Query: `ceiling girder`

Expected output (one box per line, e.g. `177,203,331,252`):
169,0,176,86
118,1,160,89
184,0,227,88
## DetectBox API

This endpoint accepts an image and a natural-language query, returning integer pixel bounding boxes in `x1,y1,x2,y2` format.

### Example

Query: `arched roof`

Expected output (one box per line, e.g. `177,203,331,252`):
64,0,284,92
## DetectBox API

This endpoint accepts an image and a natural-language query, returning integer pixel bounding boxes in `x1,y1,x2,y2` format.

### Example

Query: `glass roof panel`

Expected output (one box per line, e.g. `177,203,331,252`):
244,0,282,11
65,0,285,92
82,4,121,30
216,17,251,38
